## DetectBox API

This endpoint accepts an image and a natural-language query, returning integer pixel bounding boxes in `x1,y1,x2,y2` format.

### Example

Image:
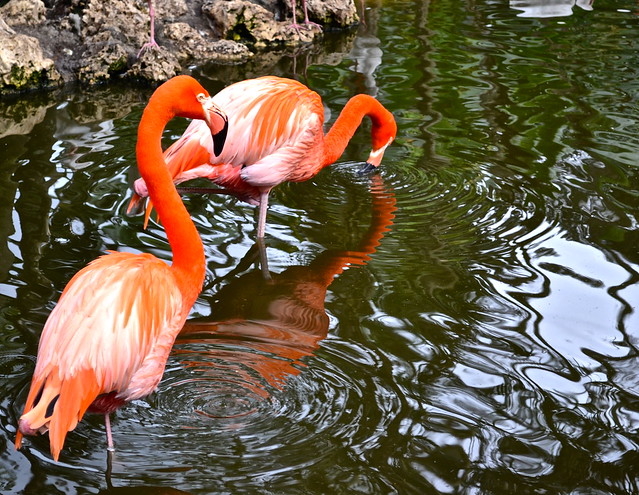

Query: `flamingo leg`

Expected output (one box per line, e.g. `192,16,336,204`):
105,413,115,452
256,237,272,281
256,190,270,239
289,0,301,30
105,448,114,489
301,0,312,24
137,0,159,57
289,0,321,31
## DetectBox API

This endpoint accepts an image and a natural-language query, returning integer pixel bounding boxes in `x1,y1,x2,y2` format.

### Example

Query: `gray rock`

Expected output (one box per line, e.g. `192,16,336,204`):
306,0,358,26
0,19,61,93
156,0,189,21
0,0,359,92
202,0,319,46
163,22,252,62
0,0,46,27
127,46,182,82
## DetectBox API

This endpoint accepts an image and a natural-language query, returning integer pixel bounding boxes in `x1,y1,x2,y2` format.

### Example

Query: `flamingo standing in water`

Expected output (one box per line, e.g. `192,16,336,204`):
15,75,228,461
129,76,397,240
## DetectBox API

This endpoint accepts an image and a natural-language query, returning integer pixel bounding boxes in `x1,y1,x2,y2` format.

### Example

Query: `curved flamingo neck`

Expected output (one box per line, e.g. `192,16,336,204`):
136,95,205,303
322,94,393,167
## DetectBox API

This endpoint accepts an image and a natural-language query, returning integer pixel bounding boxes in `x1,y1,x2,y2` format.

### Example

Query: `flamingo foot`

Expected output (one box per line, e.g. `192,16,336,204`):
287,21,322,33
137,40,160,59
302,20,322,31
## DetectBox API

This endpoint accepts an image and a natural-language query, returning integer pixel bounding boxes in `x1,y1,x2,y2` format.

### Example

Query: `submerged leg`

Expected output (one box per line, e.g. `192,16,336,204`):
105,413,115,452
256,237,272,282
105,448,114,489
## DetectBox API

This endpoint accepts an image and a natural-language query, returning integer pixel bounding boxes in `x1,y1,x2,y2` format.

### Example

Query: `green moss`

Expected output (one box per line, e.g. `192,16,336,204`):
9,64,44,90
107,56,128,75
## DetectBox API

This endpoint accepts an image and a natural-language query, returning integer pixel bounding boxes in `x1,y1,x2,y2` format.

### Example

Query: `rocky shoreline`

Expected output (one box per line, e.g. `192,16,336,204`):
0,0,359,94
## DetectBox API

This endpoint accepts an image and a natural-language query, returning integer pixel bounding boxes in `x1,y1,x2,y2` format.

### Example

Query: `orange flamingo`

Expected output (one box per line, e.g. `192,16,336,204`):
128,76,397,239
15,75,228,461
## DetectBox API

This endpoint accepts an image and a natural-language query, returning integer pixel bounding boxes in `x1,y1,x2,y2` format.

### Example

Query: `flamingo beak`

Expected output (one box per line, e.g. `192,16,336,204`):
359,142,391,175
359,162,377,175
198,95,228,157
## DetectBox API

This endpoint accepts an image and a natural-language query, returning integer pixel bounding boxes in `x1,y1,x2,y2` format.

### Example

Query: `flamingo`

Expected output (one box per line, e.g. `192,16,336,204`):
128,76,397,240
15,75,228,461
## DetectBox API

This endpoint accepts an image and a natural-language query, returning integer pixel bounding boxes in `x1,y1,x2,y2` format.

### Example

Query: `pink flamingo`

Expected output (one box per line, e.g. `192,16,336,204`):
15,75,227,461
129,75,397,240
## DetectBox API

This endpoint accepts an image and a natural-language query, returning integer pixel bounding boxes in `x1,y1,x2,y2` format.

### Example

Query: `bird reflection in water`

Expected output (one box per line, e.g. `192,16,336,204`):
174,175,396,400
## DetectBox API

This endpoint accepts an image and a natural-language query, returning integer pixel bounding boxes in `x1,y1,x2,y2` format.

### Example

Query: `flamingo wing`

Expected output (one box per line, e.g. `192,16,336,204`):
211,76,325,168
17,251,184,460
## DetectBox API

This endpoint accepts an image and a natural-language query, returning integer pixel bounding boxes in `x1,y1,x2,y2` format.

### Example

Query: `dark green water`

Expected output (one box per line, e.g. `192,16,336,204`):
2,0,639,493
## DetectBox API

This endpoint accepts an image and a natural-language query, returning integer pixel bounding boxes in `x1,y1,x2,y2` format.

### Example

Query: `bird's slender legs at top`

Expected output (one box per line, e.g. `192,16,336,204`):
138,0,159,57
289,0,322,31
105,414,115,452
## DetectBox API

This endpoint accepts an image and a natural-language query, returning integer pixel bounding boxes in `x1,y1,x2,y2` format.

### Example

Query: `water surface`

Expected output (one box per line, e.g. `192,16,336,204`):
1,0,639,493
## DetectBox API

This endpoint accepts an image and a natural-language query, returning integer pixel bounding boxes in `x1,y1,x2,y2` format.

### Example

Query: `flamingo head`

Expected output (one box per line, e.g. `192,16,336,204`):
151,75,228,156
362,110,397,173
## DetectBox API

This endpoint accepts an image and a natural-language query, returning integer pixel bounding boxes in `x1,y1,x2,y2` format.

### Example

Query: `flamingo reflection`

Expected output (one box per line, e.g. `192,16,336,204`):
175,175,396,392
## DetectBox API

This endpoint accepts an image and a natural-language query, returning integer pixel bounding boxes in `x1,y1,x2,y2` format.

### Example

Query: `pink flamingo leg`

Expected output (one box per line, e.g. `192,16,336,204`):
256,190,271,240
137,0,159,57
289,0,321,31
105,414,115,452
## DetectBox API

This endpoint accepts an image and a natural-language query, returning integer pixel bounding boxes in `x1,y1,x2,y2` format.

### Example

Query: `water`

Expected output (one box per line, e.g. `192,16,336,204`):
1,0,639,493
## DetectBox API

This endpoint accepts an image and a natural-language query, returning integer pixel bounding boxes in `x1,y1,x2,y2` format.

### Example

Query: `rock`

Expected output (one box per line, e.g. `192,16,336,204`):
0,19,61,93
202,0,319,46
82,0,149,50
127,46,182,82
306,0,358,27
252,0,287,21
156,0,189,21
77,39,131,84
0,0,359,92
0,0,46,27
163,22,252,62
77,0,184,83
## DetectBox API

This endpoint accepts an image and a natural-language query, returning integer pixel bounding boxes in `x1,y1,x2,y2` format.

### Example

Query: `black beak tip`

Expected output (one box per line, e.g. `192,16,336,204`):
358,162,378,176
213,118,229,157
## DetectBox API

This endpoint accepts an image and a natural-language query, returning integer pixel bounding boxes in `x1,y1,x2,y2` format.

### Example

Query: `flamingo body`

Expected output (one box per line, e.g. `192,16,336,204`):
130,76,397,238
16,253,183,457
16,75,228,461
